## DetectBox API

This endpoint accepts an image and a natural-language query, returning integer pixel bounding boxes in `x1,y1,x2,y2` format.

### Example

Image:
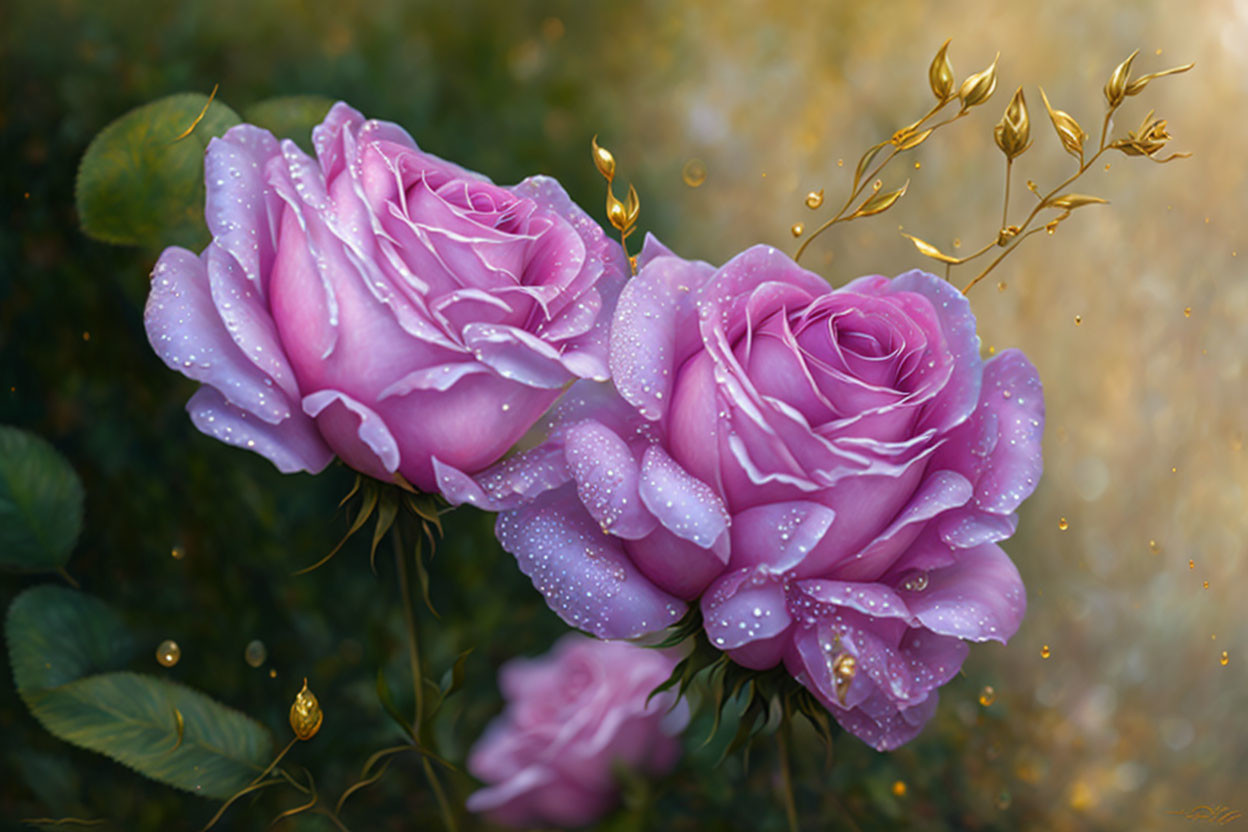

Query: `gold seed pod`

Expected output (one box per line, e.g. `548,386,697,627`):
1110,110,1189,161
993,87,1031,160
958,53,999,109
624,183,640,228
590,135,616,183
605,188,629,231
289,678,323,741
1038,87,1087,159
894,127,934,151
1104,49,1139,107
929,39,955,101
1125,62,1194,96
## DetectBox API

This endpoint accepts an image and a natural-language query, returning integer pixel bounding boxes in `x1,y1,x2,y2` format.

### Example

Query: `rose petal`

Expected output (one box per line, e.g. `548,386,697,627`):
701,569,792,657
624,524,727,600
433,443,570,510
145,247,295,425
638,445,731,552
463,323,573,389
727,500,837,572
186,387,332,474
495,486,686,639
204,126,283,297
904,543,1025,643
302,389,401,479
971,349,1045,514
796,580,913,622
563,420,656,540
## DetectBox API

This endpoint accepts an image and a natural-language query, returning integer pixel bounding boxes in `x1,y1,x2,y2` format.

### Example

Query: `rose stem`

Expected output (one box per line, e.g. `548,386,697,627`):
776,716,799,832
393,524,458,832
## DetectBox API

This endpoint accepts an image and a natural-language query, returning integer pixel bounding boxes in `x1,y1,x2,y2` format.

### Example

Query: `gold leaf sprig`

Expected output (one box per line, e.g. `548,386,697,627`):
592,135,641,273
897,49,1192,294
794,41,998,263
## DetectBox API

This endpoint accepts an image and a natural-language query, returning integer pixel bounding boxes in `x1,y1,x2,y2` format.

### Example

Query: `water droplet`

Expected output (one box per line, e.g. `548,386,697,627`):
156,640,181,668
1058,517,1069,531
244,639,267,668
791,223,804,238
681,158,707,188
804,189,824,209
979,685,997,706
1149,539,1160,554
892,780,907,797
1040,644,1051,659
1220,651,1229,667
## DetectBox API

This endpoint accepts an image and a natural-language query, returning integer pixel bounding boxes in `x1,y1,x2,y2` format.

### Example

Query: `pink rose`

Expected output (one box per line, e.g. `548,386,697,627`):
467,635,686,828
447,236,1042,750
144,102,625,490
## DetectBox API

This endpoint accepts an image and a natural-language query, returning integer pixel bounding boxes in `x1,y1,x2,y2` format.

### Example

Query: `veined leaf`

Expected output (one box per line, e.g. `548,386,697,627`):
22,672,273,799
0,427,84,573
75,93,241,249
6,586,134,691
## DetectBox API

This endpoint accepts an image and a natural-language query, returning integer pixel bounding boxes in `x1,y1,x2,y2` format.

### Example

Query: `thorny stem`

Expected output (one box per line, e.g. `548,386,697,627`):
392,526,458,832
795,101,966,264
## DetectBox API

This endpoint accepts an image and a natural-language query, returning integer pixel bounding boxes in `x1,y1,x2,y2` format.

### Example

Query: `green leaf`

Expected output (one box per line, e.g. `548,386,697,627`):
0,426,85,573
75,92,241,249
22,672,273,799
6,587,272,799
241,96,334,154
6,586,134,691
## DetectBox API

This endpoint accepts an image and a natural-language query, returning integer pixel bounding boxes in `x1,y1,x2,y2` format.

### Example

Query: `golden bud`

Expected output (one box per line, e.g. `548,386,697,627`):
1125,62,1195,96
851,180,908,218
1104,49,1139,107
1047,193,1108,210
993,87,1031,160
902,232,961,265
958,53,998,109
893,127,934,151
624,183,640,228
289,678,323,741
1039,87,1087,160
605,188,629,231
1111,110,1186,159
590,135,616,183
929,39,955,101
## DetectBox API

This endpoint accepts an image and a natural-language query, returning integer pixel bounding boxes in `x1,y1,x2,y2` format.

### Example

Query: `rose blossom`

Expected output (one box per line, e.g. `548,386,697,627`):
466,635,686,828
445,236,1043,750
144,102,625,490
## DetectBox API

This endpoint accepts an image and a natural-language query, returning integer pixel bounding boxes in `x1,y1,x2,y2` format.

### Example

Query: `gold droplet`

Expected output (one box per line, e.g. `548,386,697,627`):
290,678,323,741
1184,306,1192,318
1040,644,1051,659
836,158,844,167
170,546,185,560
1104,163,1111,171
979,685,997,706
872,178,883,191
1189,559,1195,570
832,653,857,704
997,281,1007,292
804,189,824,209
1171,466,1177,474
269,668,278,678
1221,651,1230,667
681,158,707,188
914,161,921,169
156,640,181,668
952,237,962,248
1058,517,1069,531
82,331,91,342
791,223,804,238
892,780,907,797
1149,539,1160,554
244,639,267,668
1074,315,1082,326
1202,580,1209,589
901,571,929,592
987,345,996,355
1002,389,1012,399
